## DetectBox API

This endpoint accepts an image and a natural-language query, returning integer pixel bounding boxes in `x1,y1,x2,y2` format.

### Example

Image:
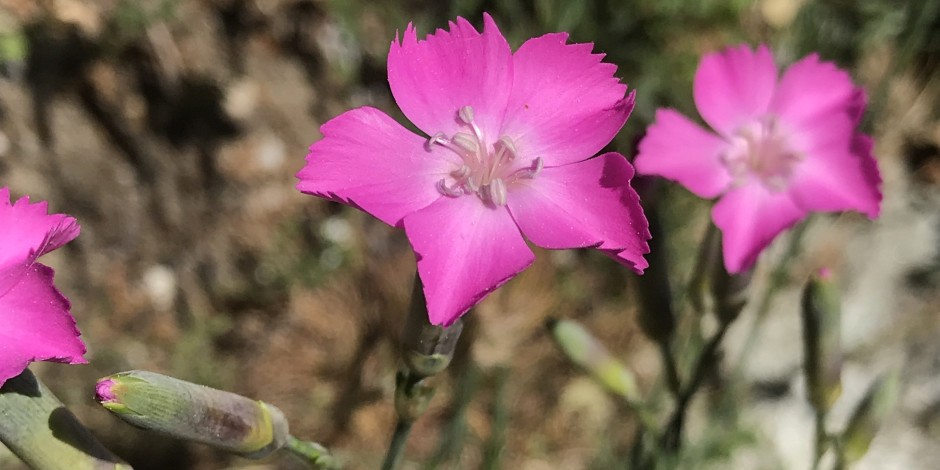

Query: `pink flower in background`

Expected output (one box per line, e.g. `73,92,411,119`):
635,45,881,273
297,14,649,326
0,188,86,387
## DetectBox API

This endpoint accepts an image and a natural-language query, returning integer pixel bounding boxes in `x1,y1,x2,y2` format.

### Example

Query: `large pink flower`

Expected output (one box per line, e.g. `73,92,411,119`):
0,188,86,387
635,45,881,273
297,15,650,326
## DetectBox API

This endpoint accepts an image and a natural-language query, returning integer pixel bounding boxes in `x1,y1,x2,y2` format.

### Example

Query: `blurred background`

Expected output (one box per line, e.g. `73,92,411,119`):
0,0,938,468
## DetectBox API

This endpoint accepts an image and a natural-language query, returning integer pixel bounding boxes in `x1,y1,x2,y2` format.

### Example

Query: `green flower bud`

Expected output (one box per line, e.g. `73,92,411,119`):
547,319,641,404
841,370,901,465
801,267,842,412
0,369,130,470
95,371,288,458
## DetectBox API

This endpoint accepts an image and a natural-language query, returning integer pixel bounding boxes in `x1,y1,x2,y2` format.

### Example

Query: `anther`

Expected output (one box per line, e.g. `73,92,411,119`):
511,157,544,180
458,106,475,124
488,179,508,206
452,133,479,154
428,132,448,147
497,136,517,159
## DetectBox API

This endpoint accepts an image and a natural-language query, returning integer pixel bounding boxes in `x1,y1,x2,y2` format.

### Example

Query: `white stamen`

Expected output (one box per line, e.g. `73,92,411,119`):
511,157,544,180
497,136,517,159
466,177,480,193
458,106,475,124
431,105,542,202
428,132,448,147
489,178,507,206
452,133,479,154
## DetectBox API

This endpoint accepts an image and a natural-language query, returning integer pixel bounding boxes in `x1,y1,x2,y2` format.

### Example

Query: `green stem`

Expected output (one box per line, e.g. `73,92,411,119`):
659,340,682,398
381,419,415,470
660,318,733,451
426,361,479,469
811,409,827,470
481,367,510,470
285,436,341,469
382,371,427,470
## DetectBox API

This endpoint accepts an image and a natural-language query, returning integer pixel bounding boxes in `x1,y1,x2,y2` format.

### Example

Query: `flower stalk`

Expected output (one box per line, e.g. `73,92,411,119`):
285,436,341,469
381,275,464,470
662,223,751,452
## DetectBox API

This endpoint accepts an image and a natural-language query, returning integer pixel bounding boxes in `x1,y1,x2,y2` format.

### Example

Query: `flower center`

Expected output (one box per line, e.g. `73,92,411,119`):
721,117,802,191
428,106,543,206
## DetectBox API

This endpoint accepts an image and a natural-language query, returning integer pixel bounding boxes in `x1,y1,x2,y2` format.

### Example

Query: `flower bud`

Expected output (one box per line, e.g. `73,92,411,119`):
0,369,129,470
96,371,288,458
401,275,464,378
801,268,842,411
547,318,641,404
841,370,900,464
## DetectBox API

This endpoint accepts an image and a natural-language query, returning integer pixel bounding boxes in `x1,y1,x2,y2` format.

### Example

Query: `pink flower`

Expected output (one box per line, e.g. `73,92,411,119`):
0,188,86,386
635,45,881,273
297,15,650,326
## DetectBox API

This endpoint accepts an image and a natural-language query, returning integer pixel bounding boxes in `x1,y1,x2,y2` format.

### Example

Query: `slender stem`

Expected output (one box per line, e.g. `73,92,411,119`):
811,409,828,470
481,367,510,470
427,361,479,469
659,340,682,397
381,371,428,470
660,319,733,451
381,420,414,470
382,273,463,469
285,436,341,469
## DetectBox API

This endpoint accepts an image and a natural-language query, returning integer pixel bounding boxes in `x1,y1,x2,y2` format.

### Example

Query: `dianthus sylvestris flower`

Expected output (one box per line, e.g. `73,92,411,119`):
297,14,650,326
0,188,86,386
635,45,881,273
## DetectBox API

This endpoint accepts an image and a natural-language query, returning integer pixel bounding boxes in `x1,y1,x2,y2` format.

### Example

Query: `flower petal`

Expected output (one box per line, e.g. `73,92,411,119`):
0,188,80,295
0,263,87,387
770,53,864,129
403,197,534,326
387,14,512,141
601,247,650,273
296,106,456,227
694,44,777,135
634,109,732,198
507,153,650,273
500,33,634,167
789,131,882,218
712,181,806,273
